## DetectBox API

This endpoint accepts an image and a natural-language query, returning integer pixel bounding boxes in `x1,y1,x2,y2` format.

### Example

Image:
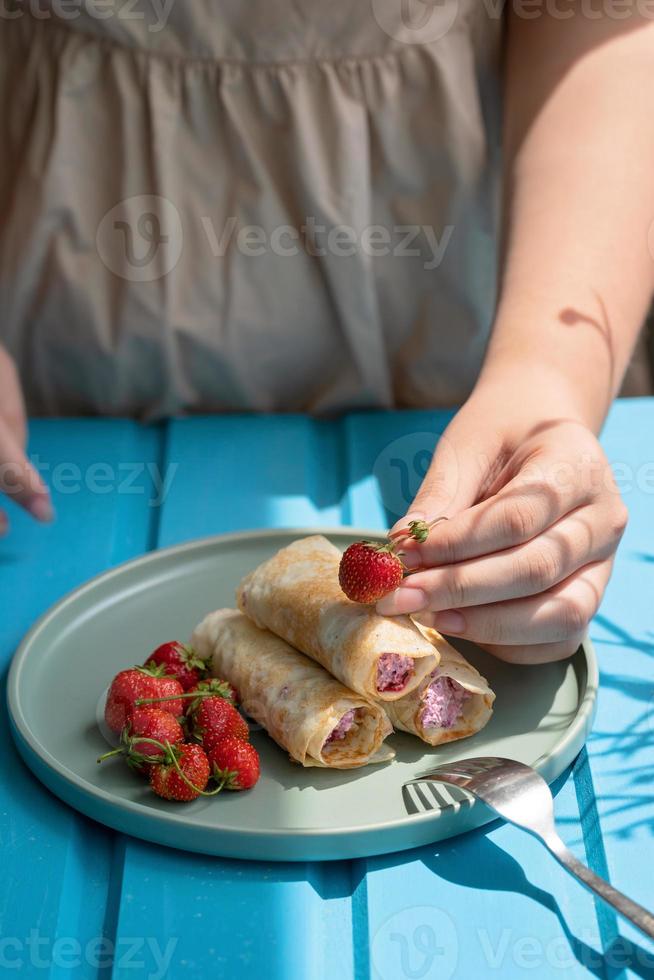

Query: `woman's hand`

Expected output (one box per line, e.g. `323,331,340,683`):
376,372,627,664
0,345,52,533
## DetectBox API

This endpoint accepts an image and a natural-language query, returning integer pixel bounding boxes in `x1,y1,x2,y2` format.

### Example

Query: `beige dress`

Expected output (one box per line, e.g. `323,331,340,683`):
0,1,502,418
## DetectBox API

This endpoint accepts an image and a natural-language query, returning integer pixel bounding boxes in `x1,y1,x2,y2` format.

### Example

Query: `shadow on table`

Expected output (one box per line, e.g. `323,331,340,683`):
416,830,654,980
356,768,654,979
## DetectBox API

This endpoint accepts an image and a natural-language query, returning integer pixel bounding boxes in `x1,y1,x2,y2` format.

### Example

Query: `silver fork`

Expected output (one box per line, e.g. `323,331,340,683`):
406,756,654,941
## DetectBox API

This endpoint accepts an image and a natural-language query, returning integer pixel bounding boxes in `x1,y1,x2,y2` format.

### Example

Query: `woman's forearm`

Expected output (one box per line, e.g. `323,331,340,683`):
481,10,654,432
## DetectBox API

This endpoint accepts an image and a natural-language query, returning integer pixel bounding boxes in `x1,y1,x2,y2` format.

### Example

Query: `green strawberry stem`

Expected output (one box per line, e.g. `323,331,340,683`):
140,738,225,797
136,691,223,706
134,663,169,677
388,515,448,545
97,747,124,764
162,740,226,797
211,764,240,791
97,736,168,767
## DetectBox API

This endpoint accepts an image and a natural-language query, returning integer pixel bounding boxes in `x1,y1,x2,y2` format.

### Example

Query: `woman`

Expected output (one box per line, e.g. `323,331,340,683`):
0,3,646,663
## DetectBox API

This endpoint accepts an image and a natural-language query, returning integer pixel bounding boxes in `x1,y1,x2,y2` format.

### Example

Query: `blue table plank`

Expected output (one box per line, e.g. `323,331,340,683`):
116,414,602,979
3,406,653,979
343,412,607,979
0,420,164,979
157,416,345,545
113,417,356,980
582,399,654,976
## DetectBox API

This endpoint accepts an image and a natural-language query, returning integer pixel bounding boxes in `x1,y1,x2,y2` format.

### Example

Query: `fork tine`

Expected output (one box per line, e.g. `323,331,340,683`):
424,782,468,809
414,782,436,810
401,783,423,815
405,756,514,786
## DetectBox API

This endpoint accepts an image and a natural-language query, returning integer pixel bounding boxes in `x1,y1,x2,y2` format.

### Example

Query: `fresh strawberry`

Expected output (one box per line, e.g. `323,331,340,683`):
338,540,405,604
133,677,240,739
190,697,249,750
207,738,260,791
104,666,184,734
185,677,239,708
149,743,212,802
97,707,185,774
144,641,209,691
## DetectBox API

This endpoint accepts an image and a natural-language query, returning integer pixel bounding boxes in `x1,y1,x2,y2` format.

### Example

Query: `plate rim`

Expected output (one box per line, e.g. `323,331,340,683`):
6,527,599,855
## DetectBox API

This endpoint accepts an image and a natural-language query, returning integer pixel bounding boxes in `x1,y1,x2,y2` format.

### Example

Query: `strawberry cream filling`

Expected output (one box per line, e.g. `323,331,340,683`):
420,676,471,729
376,653,414,692
325,708,358,744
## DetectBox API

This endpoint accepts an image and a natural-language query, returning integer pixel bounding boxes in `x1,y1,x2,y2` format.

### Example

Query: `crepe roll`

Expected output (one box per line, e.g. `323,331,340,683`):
192,608,394,769
381,628,495,745
236,535,438,701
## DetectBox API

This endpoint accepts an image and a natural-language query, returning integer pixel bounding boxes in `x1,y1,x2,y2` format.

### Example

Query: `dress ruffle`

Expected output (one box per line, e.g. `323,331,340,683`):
0,3,501,417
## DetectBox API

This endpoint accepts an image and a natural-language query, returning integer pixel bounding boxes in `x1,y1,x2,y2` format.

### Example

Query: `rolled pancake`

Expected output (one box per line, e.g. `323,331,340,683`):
236,535,437,701
192,608,394,769
381,628,495,745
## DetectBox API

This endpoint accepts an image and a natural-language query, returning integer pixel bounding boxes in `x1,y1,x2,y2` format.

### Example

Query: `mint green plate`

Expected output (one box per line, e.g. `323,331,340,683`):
7,528,598,861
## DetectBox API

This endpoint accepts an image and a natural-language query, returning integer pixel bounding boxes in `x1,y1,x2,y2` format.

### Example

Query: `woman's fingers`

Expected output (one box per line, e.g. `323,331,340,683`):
377,504,622,615
399,451,622,568
475,635,587,665
0,346,27,446
413,559,612,647
388,426,497,562
0,347,53,528
0,417,53,522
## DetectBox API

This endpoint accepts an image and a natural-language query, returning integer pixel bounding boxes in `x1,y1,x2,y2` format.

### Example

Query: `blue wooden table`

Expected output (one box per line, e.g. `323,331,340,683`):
1,403,653,979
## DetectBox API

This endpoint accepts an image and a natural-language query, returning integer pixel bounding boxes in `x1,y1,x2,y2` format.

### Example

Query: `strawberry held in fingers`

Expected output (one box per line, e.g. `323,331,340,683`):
144,641,209,691
207,738,260,791
338,540,405,604
104,665,184,734
190,696,249,751
149,742,212,802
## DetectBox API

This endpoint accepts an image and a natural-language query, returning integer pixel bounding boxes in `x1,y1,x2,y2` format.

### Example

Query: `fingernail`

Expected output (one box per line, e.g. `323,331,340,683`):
432,610,465,634
28,497,55,523
377,587,427,616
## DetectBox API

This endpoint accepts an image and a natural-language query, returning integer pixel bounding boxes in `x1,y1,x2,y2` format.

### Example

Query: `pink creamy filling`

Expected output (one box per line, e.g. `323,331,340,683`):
420,676,471,729
326,708,357,743
376,653,414,692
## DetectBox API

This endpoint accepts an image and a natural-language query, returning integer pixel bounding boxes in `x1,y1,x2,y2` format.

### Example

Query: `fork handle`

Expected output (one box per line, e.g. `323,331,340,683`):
542,832,654,940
